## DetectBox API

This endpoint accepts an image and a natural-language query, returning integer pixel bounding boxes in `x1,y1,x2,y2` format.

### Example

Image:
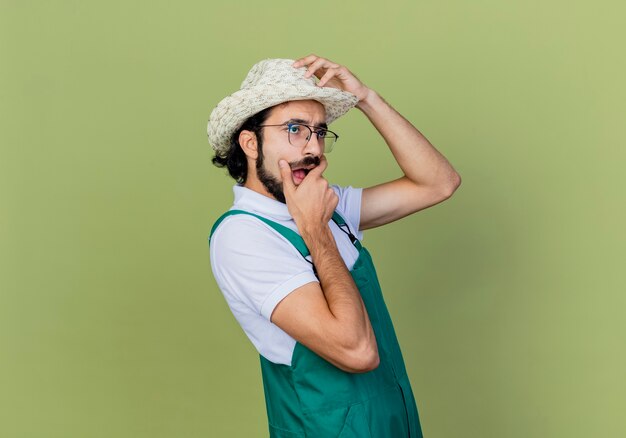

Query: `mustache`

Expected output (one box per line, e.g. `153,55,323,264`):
290,155,321,170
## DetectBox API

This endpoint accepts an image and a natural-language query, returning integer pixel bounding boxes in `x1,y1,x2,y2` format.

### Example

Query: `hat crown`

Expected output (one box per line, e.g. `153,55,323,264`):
241,58,316,89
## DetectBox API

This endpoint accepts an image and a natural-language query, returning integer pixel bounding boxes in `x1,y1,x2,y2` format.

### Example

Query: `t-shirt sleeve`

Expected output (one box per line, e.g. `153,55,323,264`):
330,184,364,241
209,215,319,321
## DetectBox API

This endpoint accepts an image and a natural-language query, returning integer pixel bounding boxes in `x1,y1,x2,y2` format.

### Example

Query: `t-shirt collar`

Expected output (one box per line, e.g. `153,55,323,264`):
232,183,292,221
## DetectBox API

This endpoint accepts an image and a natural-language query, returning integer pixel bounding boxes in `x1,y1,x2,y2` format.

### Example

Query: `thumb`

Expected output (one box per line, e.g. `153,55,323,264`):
278,160,295,195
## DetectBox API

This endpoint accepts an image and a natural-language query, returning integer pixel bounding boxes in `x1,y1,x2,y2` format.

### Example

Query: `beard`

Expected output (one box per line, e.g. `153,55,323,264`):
256,146,321,204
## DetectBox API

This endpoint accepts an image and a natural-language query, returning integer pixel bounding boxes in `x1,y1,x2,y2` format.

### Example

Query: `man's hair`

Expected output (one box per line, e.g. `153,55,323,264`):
211,105,275,184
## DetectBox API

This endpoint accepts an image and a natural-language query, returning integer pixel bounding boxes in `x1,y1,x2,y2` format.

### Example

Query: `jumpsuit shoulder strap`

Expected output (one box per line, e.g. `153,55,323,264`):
331,211,363,251
209,209,310,258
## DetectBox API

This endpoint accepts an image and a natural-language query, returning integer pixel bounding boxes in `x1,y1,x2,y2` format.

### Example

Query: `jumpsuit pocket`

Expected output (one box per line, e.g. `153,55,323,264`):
336,402,372,438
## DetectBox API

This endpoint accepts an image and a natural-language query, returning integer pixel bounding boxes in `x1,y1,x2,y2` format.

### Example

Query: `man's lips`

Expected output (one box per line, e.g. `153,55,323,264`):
292,169,306,180
290,165,317,184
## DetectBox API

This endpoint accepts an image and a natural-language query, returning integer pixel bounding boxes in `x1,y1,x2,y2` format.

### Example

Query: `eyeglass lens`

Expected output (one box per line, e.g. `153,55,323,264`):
287,124,337,152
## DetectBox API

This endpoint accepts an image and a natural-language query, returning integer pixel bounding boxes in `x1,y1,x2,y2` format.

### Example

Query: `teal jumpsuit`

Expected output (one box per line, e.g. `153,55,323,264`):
210,209,424,437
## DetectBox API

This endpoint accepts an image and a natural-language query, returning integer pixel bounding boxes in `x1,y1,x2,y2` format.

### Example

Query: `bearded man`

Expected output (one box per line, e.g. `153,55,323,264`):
207,54,461,437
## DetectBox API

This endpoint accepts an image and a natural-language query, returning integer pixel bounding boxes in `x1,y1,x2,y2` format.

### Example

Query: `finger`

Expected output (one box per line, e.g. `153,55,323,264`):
313,62,341,83
292,54,319,68
329,189,339,210
303,58,328,79
297,55,337,69
328,187,339,203
278,159,296,195
317,68,338,87
311,61,340,80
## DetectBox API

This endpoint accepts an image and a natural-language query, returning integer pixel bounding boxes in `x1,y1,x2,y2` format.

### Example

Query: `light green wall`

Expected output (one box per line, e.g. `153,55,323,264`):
1,1,624,437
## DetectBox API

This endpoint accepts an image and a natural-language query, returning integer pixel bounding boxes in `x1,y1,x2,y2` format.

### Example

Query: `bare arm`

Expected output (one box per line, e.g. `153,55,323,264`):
270,157,379,373
291,54,462,231
356,90,462,230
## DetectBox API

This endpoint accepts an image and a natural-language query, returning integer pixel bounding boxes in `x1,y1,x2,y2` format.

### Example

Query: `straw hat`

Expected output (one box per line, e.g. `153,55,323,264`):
207,58,359,156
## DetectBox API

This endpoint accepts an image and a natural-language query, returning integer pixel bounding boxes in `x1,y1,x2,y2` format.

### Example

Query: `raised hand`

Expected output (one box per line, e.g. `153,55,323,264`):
292,54,371,103
278,155,339,236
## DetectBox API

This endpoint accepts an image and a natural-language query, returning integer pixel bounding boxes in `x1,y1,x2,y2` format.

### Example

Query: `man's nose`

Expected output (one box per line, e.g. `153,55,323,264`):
303,132,323,156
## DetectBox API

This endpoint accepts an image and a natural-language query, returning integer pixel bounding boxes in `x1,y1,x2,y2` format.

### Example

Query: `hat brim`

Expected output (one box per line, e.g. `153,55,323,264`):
207,83,359,155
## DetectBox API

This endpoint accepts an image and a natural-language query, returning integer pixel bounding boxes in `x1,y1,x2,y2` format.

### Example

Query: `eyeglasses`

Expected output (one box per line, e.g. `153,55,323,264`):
257,122,339,153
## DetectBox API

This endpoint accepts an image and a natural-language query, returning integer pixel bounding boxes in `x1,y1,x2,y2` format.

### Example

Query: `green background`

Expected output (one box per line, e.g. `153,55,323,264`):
1,1,624,437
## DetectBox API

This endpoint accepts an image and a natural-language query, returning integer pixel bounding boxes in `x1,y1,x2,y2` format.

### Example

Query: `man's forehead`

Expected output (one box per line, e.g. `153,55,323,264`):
272,100,327,126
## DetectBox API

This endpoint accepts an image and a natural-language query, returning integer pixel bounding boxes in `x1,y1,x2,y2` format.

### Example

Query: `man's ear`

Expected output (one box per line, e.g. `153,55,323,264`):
239,130,258,160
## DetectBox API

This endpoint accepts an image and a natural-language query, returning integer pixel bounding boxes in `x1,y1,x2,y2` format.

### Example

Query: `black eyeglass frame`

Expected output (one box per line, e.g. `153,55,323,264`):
256,122,339,152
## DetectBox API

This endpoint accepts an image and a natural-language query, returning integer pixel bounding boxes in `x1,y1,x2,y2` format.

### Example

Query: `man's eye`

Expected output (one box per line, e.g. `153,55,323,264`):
317,130,327,138
288,125,300,133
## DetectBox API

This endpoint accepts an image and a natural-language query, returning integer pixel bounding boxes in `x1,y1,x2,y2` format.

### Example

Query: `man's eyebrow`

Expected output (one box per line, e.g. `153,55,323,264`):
282,118,328,130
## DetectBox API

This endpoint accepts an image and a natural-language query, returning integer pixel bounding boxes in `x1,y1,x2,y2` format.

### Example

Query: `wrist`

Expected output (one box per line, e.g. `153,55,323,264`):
355,88,378,111
301,223,332,245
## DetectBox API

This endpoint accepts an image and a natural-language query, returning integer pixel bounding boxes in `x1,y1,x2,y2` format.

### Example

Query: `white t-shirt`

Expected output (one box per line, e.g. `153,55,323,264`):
209,183,364,366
